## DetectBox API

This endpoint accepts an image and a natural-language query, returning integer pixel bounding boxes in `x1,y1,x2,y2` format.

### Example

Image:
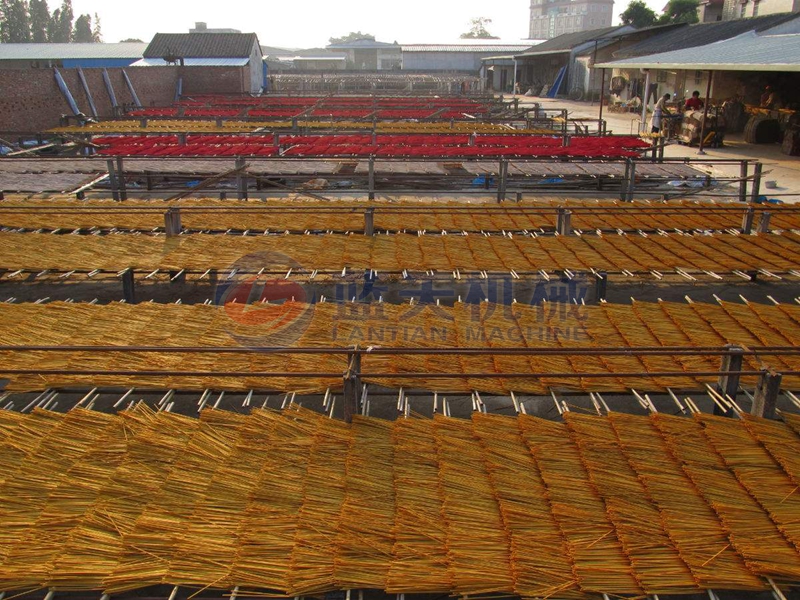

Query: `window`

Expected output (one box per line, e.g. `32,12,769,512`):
753,0,760,15
740,1,747,17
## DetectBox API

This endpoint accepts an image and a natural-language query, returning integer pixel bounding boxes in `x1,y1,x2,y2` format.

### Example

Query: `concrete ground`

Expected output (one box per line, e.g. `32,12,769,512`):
505,95,800,201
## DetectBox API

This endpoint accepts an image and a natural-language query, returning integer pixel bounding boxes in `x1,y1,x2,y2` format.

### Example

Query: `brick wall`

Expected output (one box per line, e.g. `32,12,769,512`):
180,65,249,96
0,65,250,134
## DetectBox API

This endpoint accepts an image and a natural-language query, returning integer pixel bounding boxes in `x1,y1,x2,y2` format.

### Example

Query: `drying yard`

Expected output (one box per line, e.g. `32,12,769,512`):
2,89,800,600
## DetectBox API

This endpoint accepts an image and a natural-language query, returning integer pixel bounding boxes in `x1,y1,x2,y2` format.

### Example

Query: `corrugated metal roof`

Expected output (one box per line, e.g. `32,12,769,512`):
402,43,540,53
292,56,347,61
0,42,147,60
597,31,800,71
613,12,800,58
143,33,259,58
515,26,631,56
326,39,400,49
131,57,250,67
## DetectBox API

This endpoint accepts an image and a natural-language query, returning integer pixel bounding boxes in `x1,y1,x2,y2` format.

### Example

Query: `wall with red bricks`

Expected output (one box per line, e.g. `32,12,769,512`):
0,65,250,134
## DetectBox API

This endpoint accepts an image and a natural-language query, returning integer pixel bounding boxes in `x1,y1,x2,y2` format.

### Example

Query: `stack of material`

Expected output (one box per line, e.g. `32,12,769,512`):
1,230,799,274
0,300,799,393
2,406,800,596
2,197,795,232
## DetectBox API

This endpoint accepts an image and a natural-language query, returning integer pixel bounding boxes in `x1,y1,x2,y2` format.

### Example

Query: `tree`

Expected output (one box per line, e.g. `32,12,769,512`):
0,0,32,43
29,0,49,42
120,37,143,43
328,31,375,44
72,12,91,42
659,0,699,23
460,17,499,39
48,0,72,42
620,0,658,27
91,11,101,42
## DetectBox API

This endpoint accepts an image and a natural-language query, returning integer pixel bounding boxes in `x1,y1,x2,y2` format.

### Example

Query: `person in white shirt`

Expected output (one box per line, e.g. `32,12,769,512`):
651,93,672,134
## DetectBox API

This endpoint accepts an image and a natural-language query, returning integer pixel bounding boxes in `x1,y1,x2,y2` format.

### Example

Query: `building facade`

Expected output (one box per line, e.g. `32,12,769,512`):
529,0,615,39
401,42,539,72
721,0,800,20
325,40,402,70
140,33,264,94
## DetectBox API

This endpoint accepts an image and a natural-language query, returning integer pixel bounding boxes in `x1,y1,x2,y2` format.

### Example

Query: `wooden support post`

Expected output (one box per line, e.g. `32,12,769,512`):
343,348,361,424
741,206,755,234
626,160,637,202
178,133,187,145
751,369,782,419
364,208,375,236
145,171,154,191
273,132,280,149
122,268,136,304
368,156,375,200
235,157,248,200
557,208,572,236
750,162,763,203
164,208,182,237
139,118,148,128
757,211,771,234
215,117,223,128
715,345,743,417
115,157,127,200
697,70,714,155
739,161,748,202
106,159,120,201
562,134,571,147
595,271,608,302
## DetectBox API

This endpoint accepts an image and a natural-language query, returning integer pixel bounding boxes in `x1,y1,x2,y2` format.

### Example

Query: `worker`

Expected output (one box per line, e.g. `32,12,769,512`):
684,90,704,111
651,93,672,134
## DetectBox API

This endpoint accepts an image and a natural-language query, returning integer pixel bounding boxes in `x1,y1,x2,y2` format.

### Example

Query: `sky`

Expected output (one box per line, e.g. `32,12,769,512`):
70,0,652,48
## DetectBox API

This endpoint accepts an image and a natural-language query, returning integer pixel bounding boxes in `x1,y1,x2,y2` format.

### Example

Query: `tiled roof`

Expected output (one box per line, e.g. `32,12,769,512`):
516,26,630,56
598,31,800,71
143,33,259,59
613,12,800,58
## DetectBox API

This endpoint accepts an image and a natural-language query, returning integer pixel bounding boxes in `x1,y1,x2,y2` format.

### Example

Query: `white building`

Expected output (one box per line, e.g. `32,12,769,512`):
529,0,614,39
